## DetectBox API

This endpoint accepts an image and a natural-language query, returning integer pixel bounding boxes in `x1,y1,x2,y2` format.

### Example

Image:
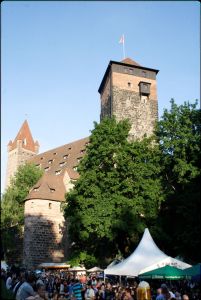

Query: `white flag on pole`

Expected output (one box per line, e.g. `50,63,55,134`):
119,34,125,59
119,34,124,44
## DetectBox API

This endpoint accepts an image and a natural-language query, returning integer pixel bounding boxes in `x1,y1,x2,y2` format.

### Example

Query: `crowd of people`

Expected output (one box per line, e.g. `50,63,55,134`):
1,266,200,300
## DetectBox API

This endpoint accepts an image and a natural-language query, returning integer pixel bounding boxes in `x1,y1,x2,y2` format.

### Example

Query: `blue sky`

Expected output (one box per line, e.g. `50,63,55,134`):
1,1,200,192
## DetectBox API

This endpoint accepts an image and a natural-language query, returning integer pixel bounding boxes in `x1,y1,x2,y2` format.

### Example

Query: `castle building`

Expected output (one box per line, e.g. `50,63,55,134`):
5,58,159,268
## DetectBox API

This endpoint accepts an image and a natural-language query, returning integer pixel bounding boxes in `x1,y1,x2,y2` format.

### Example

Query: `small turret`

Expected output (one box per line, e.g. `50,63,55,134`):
5,120,40,188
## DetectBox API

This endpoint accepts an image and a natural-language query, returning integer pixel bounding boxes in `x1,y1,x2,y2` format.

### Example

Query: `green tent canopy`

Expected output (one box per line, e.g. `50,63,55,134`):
184,263,201,281
138,265,189,280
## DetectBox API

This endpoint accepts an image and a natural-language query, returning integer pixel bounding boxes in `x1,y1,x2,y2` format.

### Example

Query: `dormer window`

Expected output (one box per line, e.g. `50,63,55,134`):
44,167,50,171
73,166,78,171
77,157,82,163
50,188,55,193
63,154,69,159
55,170,62,175
53,152,57,155
60,162,66,167
33,187,39,192
48,159,53,164
80,149,85,154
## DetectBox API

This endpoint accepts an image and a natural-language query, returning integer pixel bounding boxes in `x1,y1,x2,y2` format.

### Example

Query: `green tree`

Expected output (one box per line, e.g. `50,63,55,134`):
155,99,200,263
1,163,43,262
64,117,164,267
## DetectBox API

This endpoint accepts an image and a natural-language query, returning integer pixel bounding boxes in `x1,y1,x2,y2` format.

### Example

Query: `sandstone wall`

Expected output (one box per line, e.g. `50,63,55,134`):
100,73,111,120
23,199,68,269
112,86,158,139
5,141,36,189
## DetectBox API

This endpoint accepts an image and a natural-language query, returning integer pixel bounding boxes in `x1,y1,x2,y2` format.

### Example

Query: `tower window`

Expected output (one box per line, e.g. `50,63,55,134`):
49,203,52,209
128,82,132,88
142,71,147,78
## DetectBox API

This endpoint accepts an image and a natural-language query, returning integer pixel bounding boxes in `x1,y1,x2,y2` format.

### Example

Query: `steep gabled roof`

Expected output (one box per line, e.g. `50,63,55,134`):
29,136,89,179
26,136,89,202
8,120,38,152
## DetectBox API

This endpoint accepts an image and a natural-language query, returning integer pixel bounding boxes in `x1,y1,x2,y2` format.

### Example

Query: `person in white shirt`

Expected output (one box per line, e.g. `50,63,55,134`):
85,281,95,300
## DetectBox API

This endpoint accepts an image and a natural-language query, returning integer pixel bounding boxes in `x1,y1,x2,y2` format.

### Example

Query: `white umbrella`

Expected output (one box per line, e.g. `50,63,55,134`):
87,266,103,272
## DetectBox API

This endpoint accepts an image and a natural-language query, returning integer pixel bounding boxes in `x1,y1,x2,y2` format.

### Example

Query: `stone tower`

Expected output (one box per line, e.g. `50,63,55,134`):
98,57,159,140
5,120,39,188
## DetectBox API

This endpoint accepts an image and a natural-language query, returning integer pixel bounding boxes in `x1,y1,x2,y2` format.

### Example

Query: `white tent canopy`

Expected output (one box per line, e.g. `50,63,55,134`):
139,256,191,274
104,228,191,277
87,266,103,272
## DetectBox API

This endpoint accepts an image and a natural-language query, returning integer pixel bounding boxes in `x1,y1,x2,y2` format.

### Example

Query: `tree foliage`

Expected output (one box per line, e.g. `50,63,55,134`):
65,118,164,267
155,99,200,263
1,163,43,261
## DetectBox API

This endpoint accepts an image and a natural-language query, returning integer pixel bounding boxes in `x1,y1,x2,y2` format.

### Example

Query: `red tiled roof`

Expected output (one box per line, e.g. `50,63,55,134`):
26,137,89,202
26,173,66,202
121,57,141,66
8,120,39,152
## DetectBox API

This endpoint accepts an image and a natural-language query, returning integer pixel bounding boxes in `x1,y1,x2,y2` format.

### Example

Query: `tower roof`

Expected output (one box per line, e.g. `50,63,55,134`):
121,57,141,66
98,58,159,94
8,120,38,152
25,173,66,202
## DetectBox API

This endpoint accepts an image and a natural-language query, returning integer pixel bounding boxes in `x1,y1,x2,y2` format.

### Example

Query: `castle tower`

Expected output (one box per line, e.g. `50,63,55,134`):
5,120,39,189
98,58,159,140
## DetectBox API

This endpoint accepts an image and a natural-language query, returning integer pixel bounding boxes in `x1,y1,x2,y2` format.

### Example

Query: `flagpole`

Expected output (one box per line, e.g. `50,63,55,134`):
119,34,126,59
123,37,125,59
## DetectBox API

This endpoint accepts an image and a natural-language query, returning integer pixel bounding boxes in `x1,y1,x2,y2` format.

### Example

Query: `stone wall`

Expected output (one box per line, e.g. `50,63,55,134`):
100,74,111,120
5,141,36,189
112,86,158,139
23,199,68,269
